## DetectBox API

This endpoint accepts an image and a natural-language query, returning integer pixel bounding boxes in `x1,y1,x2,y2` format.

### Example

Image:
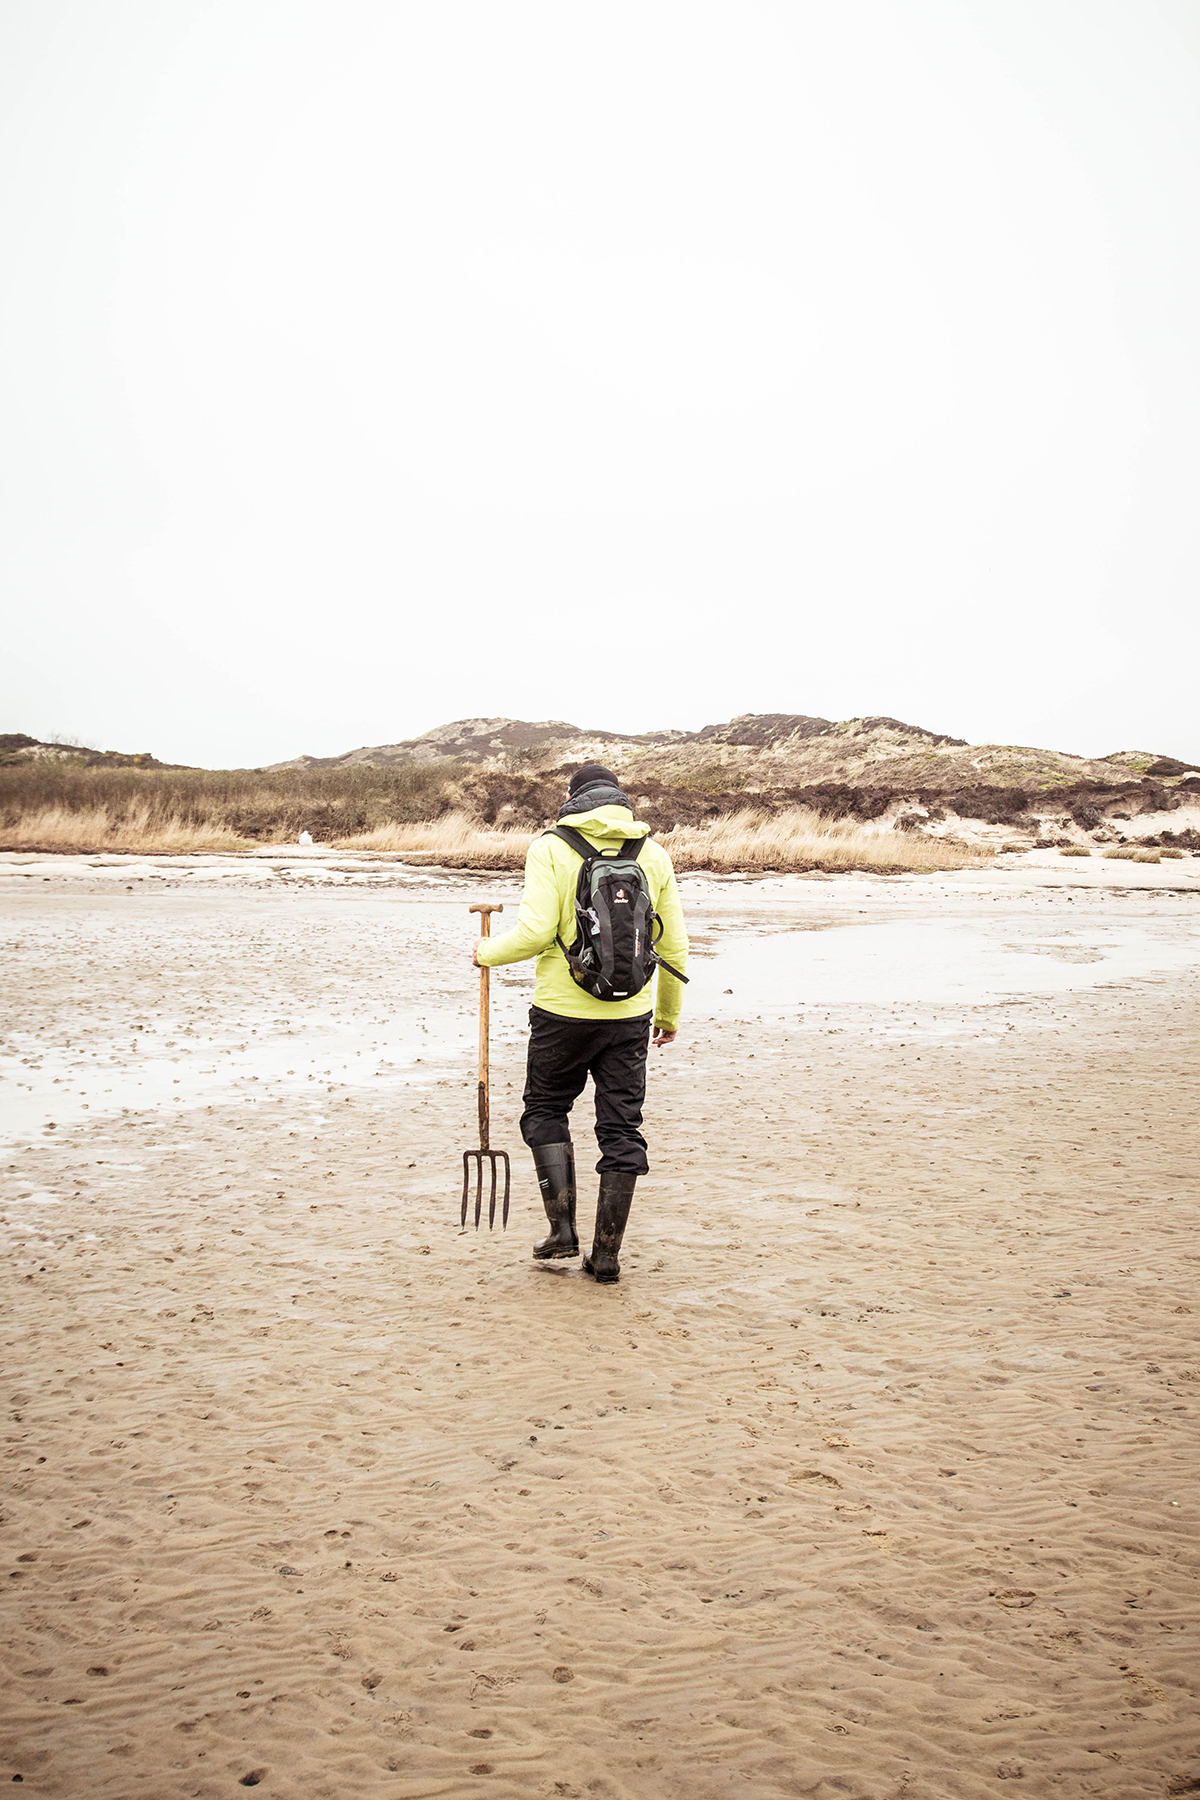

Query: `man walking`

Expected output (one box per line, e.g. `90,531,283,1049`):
473,763,688,1283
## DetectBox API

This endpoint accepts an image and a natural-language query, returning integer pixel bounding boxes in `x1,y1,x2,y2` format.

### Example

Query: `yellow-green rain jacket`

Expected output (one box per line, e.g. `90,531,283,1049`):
476,805,689,1030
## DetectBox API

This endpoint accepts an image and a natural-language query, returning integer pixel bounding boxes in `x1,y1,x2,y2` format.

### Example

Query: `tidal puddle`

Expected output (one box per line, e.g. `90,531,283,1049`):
0,894,534,1146
0,1001,501,1147
690,918,1200,1011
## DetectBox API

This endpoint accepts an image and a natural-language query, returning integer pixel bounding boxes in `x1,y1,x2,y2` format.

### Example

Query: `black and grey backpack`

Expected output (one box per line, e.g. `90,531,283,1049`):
548,824,688,1003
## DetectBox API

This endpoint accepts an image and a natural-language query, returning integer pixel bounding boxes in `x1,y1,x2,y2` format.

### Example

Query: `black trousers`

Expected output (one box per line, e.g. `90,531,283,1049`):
520,1005,651,1174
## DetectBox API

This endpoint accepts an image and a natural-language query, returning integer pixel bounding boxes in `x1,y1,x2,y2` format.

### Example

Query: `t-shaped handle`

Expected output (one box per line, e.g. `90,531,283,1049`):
469,901,503,936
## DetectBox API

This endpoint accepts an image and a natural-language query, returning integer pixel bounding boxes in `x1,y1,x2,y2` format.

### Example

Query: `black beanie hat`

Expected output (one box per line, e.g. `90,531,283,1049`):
567,762,617,795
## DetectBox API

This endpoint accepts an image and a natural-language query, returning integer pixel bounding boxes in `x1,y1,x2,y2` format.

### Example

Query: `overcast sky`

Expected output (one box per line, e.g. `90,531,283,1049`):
3,1,1198,768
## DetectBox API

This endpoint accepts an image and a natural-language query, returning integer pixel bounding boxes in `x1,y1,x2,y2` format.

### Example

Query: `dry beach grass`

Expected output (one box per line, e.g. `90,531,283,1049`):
654,807,985,874
0,754,992,871
334,813,538,863
1,804,988,874
0,758,461,850
336,809,987,874
0,804,253,854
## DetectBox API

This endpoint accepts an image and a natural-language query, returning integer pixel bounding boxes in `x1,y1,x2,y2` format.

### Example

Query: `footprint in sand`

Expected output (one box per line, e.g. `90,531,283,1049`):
789,1468,842,1489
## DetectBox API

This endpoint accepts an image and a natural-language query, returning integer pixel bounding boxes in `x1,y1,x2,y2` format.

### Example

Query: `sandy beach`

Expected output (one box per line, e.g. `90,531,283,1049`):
2,851,1198,1800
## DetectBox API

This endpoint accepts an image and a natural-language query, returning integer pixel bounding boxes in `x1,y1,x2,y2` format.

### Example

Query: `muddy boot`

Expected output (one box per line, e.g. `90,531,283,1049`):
582,1172,637,1283
531,1143,579,1260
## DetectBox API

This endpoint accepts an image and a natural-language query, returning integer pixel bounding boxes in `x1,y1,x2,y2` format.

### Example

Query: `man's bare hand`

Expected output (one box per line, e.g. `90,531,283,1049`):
653,1027,677,1048
471,938,486,968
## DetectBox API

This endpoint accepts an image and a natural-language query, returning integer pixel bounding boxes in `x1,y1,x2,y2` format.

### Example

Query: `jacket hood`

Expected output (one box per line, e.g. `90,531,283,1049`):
556,803,650,843
558,779,630,819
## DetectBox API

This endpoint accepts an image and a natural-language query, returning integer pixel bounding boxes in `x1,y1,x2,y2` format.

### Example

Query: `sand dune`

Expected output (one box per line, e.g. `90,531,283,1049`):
1,858,1198,1798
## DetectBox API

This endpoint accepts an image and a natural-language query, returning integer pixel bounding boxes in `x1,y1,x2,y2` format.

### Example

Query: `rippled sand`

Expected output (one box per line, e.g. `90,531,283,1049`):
2,856,1198,1798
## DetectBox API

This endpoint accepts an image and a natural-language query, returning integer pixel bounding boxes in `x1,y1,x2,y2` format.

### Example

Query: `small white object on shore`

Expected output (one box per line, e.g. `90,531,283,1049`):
298,830,313,846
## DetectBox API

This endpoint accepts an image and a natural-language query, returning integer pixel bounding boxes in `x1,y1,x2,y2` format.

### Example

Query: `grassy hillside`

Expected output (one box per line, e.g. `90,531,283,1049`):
5,714,1196,864
0,757,463,851
0,755,988,871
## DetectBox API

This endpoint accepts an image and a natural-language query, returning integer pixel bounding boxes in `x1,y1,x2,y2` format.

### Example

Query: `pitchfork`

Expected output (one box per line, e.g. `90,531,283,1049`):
461,901,511,1230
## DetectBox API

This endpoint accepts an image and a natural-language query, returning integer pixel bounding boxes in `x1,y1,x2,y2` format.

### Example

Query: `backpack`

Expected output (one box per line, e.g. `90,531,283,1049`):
548,824,688,1003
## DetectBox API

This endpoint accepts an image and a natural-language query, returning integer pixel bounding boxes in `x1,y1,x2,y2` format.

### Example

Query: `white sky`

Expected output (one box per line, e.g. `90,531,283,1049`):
2,1,1198,769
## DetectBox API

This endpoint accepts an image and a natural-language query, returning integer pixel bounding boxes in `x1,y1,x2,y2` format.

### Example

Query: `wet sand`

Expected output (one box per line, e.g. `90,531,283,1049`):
2,857,1199,1799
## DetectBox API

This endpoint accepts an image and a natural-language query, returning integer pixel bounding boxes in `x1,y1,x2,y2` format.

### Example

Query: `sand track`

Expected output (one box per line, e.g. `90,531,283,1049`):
2,870,1198,1798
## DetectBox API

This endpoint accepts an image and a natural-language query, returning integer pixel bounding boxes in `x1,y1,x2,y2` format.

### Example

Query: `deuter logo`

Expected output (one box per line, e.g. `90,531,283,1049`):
614,888,628,903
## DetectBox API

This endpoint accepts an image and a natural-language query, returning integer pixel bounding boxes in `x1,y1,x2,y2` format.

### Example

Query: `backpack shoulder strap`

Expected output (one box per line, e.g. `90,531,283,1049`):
547,824,648,864
547,824,596,861
548,825,595,966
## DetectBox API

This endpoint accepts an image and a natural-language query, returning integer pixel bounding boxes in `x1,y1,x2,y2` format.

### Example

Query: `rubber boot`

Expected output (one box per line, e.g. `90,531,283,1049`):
531,1143,579,1260
582,1172,637,1283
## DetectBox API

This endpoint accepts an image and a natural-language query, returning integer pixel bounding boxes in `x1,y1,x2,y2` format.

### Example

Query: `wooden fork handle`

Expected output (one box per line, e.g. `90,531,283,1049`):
469,903,504,1149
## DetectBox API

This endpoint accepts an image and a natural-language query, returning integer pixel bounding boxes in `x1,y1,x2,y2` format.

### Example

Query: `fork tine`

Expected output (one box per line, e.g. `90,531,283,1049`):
460,1148,510,1231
